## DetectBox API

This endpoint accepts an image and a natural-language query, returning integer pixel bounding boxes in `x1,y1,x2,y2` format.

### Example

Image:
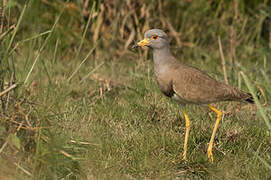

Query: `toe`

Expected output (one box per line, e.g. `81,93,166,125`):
207,149,214,163
182,153,187,161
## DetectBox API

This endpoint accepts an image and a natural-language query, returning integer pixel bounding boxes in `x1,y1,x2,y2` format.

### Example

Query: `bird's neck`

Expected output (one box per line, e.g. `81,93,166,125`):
153,47,174,67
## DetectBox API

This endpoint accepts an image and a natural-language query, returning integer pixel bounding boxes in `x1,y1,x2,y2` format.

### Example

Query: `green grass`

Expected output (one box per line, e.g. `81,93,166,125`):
0,0,271,179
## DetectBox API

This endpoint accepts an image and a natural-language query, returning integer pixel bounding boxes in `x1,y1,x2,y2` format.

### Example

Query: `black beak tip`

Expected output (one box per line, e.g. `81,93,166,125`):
132,44,139,49
131,40,139,49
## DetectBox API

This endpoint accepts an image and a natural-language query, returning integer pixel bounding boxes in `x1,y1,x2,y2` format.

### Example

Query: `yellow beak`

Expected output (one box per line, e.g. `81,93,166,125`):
132,38,150,48
137,38,150,47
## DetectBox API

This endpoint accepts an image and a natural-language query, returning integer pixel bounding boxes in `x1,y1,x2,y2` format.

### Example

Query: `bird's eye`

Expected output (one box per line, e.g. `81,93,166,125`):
152,35,158,40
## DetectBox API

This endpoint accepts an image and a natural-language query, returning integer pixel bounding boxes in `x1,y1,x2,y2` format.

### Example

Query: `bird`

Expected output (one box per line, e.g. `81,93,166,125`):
132,29,254,162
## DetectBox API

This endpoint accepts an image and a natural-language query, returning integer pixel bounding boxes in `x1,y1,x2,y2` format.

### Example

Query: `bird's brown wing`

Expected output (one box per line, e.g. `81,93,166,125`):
171,63,250,104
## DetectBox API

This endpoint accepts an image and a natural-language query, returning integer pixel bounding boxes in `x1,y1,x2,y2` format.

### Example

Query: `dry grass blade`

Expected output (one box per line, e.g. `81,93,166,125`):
164,17,182,46
13,162,32,177
120,10,135,38
218,36,228,84
0,24,14,41
93,3,104,43
82,0,90,17
4,73,15,110
0,141,8,154
60,150,74,159
0,83,17,97
125,28,135,50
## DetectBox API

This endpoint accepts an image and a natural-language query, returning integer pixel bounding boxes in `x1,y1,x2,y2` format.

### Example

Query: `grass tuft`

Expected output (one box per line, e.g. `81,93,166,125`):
0,0,271,179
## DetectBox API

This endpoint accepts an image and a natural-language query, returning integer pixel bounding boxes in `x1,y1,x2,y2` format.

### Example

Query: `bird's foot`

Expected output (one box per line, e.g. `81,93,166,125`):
182,152,187,162
207,148,214,163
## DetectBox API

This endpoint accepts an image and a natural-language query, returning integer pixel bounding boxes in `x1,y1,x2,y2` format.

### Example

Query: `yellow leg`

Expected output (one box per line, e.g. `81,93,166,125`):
207,105,222,163
183,110,190,161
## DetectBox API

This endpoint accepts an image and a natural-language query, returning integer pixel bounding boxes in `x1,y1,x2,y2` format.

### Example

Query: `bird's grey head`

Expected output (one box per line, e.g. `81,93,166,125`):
133,29,169,49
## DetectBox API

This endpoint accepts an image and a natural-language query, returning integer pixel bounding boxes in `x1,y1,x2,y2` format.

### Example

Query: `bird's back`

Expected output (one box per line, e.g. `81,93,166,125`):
155,58,252,104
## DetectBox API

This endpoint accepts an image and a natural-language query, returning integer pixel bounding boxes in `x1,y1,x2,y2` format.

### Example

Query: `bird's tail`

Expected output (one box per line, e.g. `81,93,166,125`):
245,93,254,103
244,91,261,104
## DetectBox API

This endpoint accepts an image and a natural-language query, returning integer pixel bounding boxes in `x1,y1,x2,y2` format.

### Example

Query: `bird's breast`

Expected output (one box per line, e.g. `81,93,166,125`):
154,66,174,98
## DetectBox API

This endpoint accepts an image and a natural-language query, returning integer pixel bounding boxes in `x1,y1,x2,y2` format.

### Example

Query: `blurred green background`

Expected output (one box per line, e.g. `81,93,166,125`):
0,0,271,179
